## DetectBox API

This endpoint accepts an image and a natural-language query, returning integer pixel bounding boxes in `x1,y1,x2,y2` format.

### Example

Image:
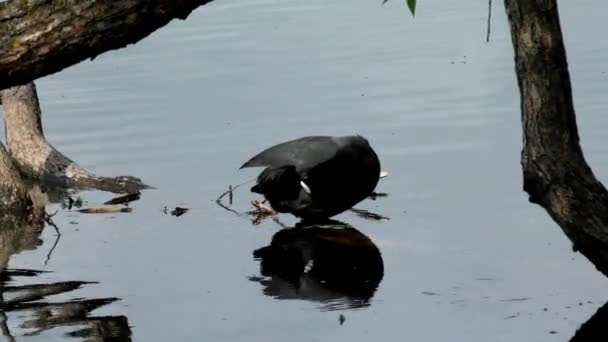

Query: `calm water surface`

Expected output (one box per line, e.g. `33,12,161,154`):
1,0,608,341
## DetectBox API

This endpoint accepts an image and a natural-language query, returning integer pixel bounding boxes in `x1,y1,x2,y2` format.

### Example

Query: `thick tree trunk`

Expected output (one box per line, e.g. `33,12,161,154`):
0,0,214,90
1,83,148,193
0,143,31,221
504,0,608,276
0,0,213,214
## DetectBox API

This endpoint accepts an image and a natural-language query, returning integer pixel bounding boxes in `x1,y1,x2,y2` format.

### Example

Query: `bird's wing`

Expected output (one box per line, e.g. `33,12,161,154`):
240,136,340,171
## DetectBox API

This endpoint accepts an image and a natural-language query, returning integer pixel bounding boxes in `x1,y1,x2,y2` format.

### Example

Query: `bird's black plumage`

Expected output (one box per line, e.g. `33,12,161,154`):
241,135,381,220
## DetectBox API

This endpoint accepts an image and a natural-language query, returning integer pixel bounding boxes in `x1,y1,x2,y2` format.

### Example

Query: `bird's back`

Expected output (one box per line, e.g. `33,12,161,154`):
242,135,380,219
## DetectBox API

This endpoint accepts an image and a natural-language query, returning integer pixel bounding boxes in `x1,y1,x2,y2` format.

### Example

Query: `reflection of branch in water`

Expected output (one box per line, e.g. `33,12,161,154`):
216,182,249,217
42,209,62,265
43,210,61,236
18,298,122,337
65,314,130,340
0,310,15,342
44,232,60,266
570,300,608,341
0,201,131,340
4,281,95,309
0,269,131,340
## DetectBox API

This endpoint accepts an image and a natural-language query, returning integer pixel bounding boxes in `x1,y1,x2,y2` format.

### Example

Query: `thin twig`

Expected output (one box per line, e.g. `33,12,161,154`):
216,179,289,228
216,179,255,217
42,210,62,265
44,210,61,236
216,188,243,216
486,0,492,43
44,233,61,266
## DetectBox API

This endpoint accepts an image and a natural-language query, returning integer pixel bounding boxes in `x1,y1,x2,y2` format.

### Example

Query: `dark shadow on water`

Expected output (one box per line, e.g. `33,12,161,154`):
0,205,131,341
571,300,608,341
251,220,384,311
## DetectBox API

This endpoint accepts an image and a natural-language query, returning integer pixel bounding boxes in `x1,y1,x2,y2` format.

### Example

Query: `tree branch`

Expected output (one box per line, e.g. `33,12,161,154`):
0,0,214,90
504,0,608,276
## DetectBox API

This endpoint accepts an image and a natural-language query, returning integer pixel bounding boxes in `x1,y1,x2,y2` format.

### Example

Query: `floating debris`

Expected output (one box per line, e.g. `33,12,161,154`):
250,200,276,216
249,200,277,225
339,314,345,325
504,313,520,320
349,208,389,221
63,196,83,210
74,197,83,208
78,207,132,214
171,207,189,217
421,291,438,296
499,297,530,302
104,191,141,205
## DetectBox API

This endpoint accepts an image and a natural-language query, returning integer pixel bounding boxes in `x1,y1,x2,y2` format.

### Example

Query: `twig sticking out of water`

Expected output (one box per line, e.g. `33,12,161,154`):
486,0,493,42
44,233,61,266
216,181,288,228
44,210,61,236
216,184,243,217
43,210,62,266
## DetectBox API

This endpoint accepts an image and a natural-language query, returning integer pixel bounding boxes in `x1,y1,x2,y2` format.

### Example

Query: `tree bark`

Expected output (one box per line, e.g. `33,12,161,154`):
0,143,31,221
0,0,213,90
504,0,608,276
1,82,148,193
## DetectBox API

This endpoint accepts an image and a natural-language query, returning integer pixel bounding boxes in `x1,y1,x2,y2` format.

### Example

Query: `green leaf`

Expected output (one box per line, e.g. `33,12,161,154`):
407,0,416,16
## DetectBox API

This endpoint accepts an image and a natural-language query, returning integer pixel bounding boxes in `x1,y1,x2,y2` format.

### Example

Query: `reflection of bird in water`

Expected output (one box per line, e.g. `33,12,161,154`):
251,221,384,310
241,135,381,220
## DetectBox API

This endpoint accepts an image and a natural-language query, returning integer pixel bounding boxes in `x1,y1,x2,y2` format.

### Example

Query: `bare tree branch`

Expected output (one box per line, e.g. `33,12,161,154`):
505,0,608,276
0,0,214,90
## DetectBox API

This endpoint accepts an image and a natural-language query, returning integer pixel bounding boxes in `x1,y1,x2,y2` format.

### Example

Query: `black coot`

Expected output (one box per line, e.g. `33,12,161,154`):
240,135,381,220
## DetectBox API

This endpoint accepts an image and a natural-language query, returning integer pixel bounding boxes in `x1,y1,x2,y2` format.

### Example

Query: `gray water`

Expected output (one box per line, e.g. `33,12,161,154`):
1,0,608,341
